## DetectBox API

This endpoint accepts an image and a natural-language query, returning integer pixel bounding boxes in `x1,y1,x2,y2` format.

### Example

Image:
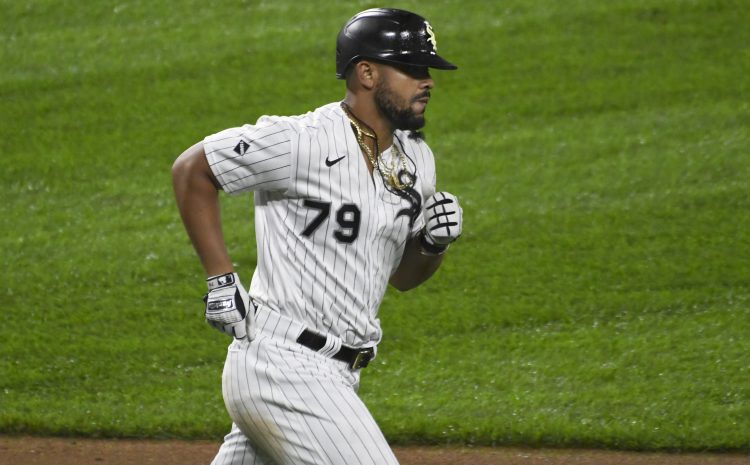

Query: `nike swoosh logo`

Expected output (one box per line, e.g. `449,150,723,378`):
325,155,345,167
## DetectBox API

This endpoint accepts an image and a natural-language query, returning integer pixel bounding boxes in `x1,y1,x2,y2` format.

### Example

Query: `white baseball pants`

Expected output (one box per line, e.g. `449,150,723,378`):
210,307,400,465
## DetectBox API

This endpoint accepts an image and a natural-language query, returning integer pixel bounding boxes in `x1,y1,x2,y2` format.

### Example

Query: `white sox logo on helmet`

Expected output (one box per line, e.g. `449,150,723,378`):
425,21,438,52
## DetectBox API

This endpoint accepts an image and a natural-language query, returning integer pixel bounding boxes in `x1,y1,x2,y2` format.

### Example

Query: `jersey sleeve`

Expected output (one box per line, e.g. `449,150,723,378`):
203,117,294,195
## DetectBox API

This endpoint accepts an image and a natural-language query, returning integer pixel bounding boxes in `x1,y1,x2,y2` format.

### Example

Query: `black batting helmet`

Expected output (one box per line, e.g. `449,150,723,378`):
335,8,457,79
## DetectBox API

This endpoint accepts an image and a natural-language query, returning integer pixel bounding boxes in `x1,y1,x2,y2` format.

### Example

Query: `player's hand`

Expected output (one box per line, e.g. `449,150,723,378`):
204,272,256,340
420,191,463,255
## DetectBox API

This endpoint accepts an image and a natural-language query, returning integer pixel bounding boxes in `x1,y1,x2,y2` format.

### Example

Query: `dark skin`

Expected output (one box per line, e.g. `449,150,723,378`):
172,59,443,291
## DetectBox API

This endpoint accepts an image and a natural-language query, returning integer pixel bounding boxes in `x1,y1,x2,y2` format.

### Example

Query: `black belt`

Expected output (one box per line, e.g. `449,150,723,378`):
296,329,375,370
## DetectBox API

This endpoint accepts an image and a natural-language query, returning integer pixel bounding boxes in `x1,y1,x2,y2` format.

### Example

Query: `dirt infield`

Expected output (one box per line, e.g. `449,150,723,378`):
1,436,747,465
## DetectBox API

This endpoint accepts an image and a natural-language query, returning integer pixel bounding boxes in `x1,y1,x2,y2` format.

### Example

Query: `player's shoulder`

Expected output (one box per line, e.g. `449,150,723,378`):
254,102,343,136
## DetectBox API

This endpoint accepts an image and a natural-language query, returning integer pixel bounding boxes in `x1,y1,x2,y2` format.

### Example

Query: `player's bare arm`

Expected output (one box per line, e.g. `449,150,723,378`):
389,236,444,291
171,141,234,277
173,142,253,340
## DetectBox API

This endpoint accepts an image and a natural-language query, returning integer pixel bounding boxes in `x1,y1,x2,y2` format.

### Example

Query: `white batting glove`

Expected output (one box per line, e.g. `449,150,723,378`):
420,192,463,255
204,272,256,340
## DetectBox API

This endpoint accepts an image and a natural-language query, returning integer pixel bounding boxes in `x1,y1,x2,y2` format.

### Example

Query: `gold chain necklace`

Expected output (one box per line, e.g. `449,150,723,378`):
341,103,413,190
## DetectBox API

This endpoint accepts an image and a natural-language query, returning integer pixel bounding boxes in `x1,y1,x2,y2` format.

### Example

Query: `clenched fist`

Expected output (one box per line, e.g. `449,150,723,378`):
420,191,463,255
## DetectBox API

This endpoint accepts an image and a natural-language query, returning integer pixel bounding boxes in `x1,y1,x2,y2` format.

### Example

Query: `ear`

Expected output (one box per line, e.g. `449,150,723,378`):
353,60,378,90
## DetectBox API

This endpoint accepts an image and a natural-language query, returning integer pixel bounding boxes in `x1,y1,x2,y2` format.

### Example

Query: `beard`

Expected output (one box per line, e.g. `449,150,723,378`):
374,81,427,131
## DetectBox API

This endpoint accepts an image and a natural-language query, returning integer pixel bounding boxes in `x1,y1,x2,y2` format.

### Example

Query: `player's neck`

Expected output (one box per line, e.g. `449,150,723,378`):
342,97,394,150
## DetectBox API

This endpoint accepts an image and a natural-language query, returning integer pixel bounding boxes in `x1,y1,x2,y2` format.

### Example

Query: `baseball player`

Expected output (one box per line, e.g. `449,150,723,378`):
172,8,462,465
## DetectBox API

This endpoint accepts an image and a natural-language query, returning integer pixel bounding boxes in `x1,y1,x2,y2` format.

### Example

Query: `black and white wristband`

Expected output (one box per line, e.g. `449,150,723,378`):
206,272,237,291
418,231,450,256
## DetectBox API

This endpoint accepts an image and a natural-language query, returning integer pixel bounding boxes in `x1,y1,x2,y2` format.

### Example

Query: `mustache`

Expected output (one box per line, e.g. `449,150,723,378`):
412,91,431,102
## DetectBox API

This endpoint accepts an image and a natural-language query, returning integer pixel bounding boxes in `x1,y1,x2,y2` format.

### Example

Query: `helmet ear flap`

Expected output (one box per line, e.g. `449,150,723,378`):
341,56,362,81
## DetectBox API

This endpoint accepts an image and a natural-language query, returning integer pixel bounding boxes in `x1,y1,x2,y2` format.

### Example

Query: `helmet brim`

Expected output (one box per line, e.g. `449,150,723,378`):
337,52,457,78
376,52,458,71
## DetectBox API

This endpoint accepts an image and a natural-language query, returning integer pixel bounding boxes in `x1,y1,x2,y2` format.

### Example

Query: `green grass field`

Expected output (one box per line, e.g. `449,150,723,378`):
2,0,749,452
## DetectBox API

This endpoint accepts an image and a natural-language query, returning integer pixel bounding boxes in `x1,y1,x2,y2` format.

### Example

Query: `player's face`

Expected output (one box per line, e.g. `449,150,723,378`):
374,63,434,131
